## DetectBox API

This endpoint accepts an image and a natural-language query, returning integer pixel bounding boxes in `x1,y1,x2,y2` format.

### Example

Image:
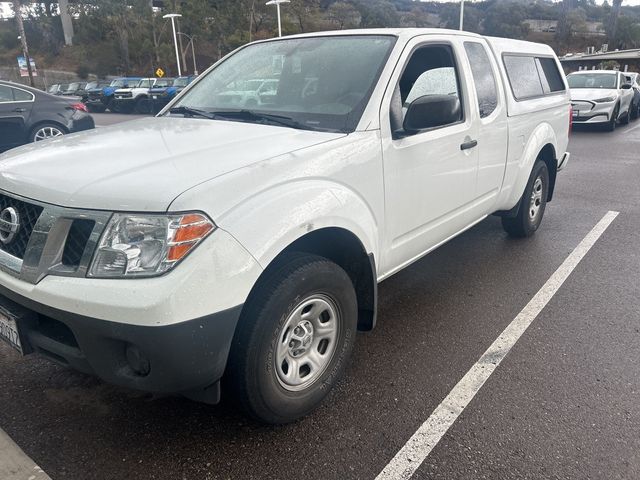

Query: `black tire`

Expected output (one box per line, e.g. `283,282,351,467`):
86,104,106,113
501,159,549,238
134,97,151,114
605,105,619,132
622,108,631,125
631,102,639,120
227,253,357,424
30,122,67,143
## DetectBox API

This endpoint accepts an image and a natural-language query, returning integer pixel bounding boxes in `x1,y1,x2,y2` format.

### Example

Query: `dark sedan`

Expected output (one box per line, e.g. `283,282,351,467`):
0,80,95,151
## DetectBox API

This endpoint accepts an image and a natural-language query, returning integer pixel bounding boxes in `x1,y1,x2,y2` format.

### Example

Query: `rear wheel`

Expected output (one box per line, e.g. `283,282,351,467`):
134,97,151,114
31,123,66,142
228,253,357,424
502,159,549,238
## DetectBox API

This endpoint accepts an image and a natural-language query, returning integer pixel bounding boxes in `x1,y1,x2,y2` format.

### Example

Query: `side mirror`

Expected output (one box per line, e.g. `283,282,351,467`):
621,83,632,90
403,94,461,134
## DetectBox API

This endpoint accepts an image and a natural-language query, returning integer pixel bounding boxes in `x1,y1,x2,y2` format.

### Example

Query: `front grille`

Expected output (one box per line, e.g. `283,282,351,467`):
0,195,43,259
62,219,95,268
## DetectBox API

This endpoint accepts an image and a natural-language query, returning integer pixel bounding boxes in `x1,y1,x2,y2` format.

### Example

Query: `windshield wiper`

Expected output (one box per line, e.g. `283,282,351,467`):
208,109,309,130
168,106,219,120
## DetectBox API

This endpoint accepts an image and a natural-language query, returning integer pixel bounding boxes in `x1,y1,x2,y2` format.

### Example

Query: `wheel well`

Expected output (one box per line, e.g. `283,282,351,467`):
257,228,377,331
539,143,557,202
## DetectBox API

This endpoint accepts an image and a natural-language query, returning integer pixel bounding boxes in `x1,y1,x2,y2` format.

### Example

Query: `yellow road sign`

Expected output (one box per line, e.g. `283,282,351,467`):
155,68,165,78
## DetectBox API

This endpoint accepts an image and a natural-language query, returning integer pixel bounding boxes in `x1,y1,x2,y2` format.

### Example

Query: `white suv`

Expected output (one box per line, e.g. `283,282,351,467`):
0,29,570,424
113,78,157,113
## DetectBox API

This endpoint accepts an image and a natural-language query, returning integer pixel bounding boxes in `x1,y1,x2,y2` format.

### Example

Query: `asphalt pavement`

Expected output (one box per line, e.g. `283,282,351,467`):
0,118,639,480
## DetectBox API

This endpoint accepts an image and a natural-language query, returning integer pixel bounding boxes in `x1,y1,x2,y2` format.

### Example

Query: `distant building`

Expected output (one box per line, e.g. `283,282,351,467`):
524,18,604,36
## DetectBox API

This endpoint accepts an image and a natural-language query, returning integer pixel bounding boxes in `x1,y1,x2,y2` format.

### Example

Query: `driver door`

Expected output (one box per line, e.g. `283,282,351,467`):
0,85,34,150
379,37,480,274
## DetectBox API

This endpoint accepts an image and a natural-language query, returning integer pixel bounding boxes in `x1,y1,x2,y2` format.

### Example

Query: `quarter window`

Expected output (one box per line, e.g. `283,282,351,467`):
12,88,33,102
503,54,566,100
0,85,13,103
464,42,498,118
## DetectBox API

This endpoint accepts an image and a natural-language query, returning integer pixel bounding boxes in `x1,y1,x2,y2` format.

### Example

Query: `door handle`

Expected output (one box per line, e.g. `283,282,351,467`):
12,108,26,113
460,139,478,150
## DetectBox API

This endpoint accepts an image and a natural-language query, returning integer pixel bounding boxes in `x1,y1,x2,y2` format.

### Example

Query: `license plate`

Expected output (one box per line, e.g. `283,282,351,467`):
152,96,158,99
0,310,23,354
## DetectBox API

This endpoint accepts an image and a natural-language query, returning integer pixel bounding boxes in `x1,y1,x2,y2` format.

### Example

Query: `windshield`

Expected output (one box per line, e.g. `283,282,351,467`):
171,35,396,132
66,82,80,91
567,73,617,89
173,77,190,87
85,81,98,89
110,79,125,88
155,78,173,87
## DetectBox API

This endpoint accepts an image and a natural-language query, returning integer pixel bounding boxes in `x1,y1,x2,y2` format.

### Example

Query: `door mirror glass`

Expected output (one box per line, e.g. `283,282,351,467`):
621,83,632,90
403,94,461,134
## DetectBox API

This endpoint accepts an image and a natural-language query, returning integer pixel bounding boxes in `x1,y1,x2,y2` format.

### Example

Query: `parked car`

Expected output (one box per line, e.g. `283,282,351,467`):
113,78,157,113
149,76,195,113
78,80,111,104
60,82,87,97
567,70,634,131
0,80,94,150
84,77,142,113
625,72,640,119
213,78,280,109
0,30,569,424
47,84,62,95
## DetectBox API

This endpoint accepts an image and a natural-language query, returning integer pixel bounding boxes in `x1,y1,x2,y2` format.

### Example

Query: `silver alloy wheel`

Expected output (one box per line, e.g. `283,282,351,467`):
529,176,544,222
33,126,64,142
275,294,340,392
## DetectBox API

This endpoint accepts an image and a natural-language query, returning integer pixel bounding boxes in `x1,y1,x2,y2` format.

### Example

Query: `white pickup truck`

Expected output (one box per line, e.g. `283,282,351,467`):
0,29,570,424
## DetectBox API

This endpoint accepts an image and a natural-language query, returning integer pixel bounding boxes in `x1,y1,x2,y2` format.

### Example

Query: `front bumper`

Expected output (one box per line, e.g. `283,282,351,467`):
572,100,616,124
0,288,241,401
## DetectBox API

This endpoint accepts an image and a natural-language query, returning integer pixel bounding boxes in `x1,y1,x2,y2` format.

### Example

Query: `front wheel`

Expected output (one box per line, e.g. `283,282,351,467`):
502,159,549,238
621,108,631,125
605,105,619,131
227,253,357,424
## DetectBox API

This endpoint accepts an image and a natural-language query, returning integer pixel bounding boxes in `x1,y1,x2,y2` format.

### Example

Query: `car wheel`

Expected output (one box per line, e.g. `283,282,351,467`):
134,97,151,114
86,104,106,113
31,123,66,142
605,105,619,132
631,102,639,120
502,159,549,238
228,252,357,424
622,108,631,125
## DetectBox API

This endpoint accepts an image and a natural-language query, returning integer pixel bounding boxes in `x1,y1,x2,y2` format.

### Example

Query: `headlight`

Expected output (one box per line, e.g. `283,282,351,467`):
89,212,214,278
593,96,616,103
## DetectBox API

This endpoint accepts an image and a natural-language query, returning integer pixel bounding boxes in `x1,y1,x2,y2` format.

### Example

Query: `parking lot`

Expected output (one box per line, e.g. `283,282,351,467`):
0,118,638,479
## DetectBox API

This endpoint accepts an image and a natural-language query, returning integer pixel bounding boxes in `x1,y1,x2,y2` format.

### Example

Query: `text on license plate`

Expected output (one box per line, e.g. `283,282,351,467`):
0,311,22,354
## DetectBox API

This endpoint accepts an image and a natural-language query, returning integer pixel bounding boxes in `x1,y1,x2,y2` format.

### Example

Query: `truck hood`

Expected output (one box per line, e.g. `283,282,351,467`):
0,117,345,211
570,88,618,101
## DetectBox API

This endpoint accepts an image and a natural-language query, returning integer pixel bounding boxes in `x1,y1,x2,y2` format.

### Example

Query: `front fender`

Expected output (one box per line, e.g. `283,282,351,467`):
497,122,558,211
215,181,379,269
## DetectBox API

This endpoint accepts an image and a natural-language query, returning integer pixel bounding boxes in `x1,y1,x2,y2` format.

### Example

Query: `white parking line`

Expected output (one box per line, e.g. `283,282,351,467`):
0,428,51,480
621,122,640,134
376,210,619,480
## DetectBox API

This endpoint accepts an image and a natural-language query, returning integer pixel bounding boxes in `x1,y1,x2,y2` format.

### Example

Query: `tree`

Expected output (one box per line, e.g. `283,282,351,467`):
483,2,530,39
326,2,361,30
607,0,623,43
352,0,400,28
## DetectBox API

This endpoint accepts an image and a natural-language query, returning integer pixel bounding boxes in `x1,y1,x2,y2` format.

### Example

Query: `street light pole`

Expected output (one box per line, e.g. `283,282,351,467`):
13,0,34,87
266,0,290,37
177,32,198,75
459,0,464,31
163,13,182,77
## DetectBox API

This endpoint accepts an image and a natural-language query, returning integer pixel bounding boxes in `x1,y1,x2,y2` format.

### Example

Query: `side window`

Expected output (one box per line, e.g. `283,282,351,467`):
536,57,565,93
390,44,463,136
503,55,543,100
0,86,13,103
12,88,33,102
463,42,498,118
